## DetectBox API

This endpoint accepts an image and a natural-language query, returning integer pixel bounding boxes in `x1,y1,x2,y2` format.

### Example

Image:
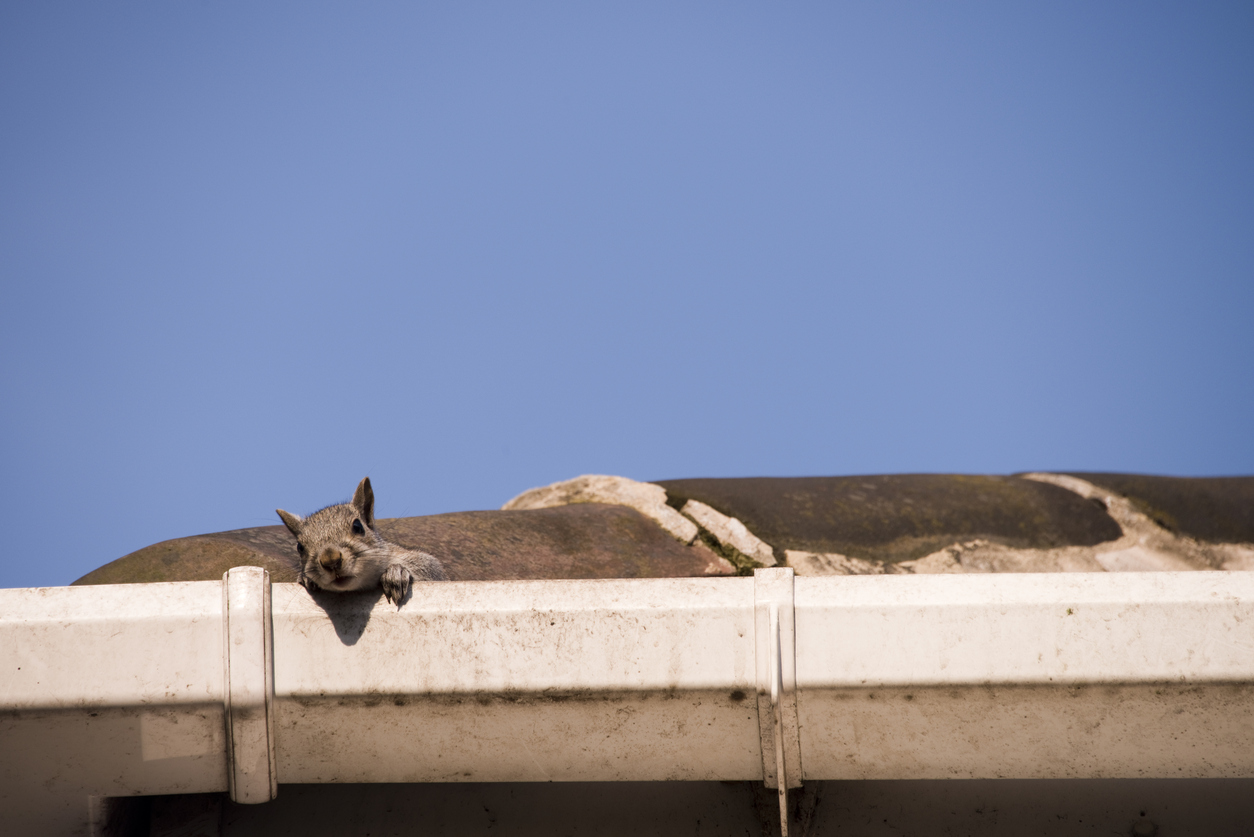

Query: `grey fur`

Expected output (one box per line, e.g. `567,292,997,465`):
277,477,447,606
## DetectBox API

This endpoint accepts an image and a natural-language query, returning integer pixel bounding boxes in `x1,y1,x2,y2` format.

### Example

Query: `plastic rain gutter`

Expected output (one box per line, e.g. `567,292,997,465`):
3,568,1253,836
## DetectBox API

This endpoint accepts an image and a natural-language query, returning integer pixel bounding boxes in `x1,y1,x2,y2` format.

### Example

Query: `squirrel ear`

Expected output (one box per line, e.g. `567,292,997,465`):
353,477,375,527
276,509,303,537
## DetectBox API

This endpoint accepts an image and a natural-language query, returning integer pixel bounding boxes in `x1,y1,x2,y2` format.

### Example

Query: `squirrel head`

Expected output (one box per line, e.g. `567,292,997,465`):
277,477,385,592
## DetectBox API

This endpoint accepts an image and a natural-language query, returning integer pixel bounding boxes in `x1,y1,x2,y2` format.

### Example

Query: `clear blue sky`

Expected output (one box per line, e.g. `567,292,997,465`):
2,2,1251,589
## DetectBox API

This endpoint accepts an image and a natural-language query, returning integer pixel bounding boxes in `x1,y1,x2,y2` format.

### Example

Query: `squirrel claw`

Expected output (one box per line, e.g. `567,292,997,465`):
381,564,413,608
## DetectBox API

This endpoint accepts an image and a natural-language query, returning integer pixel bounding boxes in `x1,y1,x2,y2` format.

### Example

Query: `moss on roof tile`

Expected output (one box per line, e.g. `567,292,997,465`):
1062,473,1254,543
656,474,1122,564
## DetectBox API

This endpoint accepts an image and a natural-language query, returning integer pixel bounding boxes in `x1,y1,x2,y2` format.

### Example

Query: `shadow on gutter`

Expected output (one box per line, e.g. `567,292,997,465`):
303,587,389,646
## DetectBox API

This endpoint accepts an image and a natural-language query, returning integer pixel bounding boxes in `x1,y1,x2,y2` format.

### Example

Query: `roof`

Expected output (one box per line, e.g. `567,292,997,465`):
74,472,1254,584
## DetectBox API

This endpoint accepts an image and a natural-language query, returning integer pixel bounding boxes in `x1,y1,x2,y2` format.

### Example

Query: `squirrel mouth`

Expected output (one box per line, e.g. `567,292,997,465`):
330,575,355,587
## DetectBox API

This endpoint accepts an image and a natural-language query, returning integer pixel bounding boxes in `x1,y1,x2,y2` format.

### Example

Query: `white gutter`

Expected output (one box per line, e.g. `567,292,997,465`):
3,568,1253,836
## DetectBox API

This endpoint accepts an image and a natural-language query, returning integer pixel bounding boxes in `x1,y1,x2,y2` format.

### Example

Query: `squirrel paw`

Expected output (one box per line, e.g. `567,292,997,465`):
381,564,413,607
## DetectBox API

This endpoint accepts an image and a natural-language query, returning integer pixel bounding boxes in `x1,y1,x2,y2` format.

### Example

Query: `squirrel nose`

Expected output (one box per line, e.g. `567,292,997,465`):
319,549,343,573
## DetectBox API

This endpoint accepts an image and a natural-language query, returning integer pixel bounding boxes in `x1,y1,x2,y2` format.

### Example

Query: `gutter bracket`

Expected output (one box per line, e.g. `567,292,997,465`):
755,567,802,835
222,566,278,804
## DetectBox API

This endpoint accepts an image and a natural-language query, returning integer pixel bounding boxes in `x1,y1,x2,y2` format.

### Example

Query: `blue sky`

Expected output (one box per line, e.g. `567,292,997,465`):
2,2,1251,589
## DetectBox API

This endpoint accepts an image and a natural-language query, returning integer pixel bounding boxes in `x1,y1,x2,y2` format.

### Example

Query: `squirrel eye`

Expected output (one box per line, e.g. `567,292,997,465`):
352,519,365,535
296,543,306,555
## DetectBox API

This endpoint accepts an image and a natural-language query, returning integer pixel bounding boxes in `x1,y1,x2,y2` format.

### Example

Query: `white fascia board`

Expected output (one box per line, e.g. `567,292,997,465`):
273,577,756,697
795,572,1254,688
1,582,230,835
272,577,762,784
1,582,224,710
794,572,1254,781
4,568,1254,833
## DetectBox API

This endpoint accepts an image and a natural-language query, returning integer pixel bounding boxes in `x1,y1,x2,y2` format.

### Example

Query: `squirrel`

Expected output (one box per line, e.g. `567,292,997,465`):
277,477,447,605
